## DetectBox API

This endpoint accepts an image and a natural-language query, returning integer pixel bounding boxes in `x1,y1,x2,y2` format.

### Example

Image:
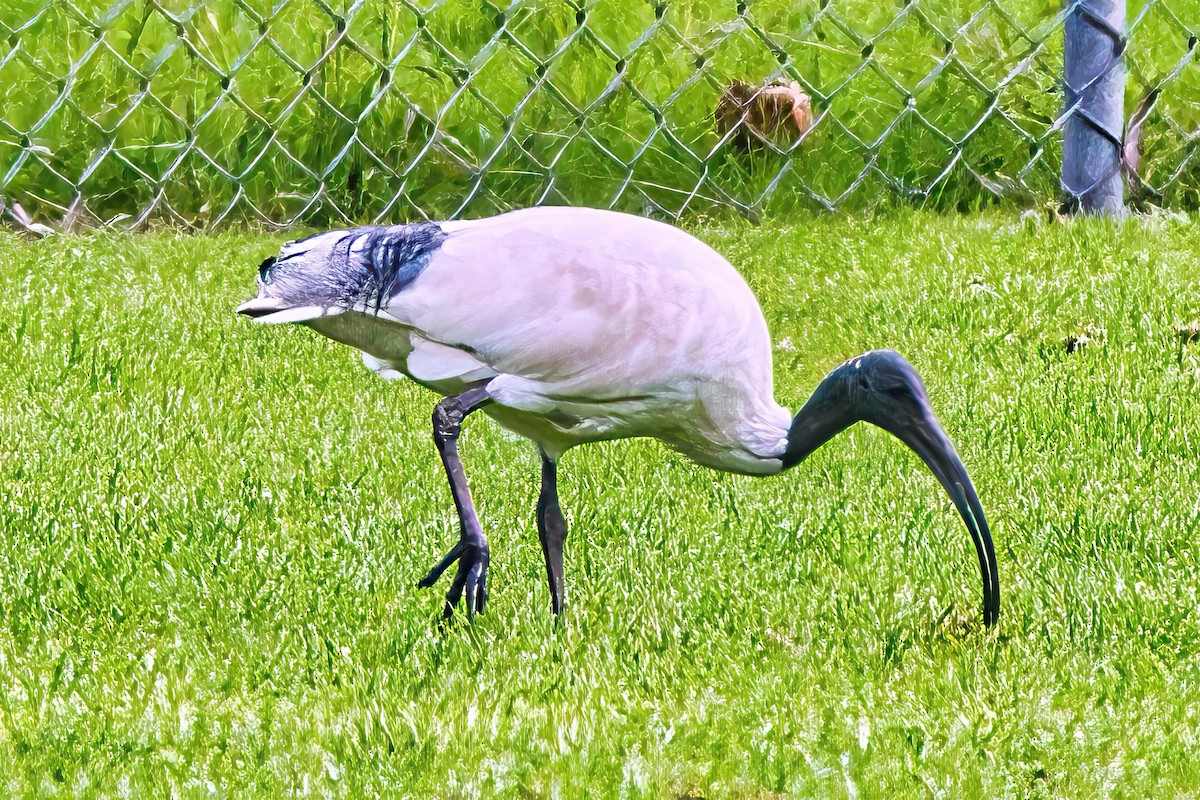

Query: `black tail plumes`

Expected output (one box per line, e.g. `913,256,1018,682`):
340,223,447,312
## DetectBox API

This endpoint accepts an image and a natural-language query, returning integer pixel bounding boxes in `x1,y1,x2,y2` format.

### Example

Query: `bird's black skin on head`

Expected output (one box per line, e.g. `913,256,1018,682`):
782,350,1000,627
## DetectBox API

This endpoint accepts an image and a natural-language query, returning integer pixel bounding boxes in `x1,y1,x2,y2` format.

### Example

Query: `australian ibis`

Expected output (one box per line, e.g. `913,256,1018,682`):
237,207,1000,626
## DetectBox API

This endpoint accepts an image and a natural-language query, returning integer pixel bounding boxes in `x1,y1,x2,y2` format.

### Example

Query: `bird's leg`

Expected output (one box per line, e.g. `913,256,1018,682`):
535,452,568,615
417,385,493,617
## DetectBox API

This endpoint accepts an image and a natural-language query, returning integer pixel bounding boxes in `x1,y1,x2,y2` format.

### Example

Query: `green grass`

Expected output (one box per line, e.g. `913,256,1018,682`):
1,211,1200,796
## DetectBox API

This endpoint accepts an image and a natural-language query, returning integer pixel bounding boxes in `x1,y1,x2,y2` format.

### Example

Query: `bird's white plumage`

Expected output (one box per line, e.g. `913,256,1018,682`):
275,207,792,473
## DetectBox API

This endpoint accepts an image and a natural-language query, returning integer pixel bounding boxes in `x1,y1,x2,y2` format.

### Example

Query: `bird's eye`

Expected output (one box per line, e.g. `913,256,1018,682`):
258,256,277,285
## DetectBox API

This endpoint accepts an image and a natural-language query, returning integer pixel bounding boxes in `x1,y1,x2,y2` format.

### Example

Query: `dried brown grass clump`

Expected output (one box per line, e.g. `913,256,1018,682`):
715,80,813,153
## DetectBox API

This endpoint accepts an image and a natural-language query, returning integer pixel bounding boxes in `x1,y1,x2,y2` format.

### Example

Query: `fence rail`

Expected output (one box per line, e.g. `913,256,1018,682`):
1,0,1198,229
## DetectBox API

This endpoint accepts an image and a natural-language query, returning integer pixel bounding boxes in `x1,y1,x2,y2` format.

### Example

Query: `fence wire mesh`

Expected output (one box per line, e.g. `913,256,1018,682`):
0,0,1197,229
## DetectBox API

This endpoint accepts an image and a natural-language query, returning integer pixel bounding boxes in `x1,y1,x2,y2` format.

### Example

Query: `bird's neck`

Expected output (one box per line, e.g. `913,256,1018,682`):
683,398,792,476
779,394,856,470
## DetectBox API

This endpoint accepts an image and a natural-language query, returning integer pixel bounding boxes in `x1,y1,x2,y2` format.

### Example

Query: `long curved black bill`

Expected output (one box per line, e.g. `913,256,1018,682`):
881,415,1000,628
783,350,1000,627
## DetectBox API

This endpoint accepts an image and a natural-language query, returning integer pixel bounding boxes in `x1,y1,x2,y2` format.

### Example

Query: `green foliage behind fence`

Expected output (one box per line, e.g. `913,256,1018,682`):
1,0,1198,227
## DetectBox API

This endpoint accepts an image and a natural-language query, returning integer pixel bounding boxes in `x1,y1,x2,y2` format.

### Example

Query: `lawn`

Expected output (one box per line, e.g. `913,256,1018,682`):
0,211,1198,797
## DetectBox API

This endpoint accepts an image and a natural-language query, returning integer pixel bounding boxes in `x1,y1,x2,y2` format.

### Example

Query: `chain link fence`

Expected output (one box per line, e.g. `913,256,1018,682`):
0,0,1197,229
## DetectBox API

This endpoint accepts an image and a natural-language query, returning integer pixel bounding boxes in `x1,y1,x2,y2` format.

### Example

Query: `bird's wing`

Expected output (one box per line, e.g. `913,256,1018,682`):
405,336,496,384
380,207,773,401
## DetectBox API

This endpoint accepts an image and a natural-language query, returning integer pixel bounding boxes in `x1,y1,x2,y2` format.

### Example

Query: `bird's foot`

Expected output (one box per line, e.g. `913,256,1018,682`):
417,538,490,618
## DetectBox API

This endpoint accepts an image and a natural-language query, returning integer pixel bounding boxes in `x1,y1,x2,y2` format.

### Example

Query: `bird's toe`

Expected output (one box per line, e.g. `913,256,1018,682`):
462,545,490,617
418,540,465,588
426,541,489,619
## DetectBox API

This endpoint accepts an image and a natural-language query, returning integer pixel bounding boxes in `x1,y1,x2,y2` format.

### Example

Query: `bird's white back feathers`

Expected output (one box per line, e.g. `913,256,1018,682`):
392,207,791,470
247,206,792,472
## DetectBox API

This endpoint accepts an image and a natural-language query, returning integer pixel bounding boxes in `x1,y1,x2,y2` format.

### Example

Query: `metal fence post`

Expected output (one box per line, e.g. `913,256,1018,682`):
1062,0,1127,215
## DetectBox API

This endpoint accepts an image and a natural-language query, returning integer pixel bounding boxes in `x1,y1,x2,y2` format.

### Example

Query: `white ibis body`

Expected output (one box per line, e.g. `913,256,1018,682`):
237,207,999,626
